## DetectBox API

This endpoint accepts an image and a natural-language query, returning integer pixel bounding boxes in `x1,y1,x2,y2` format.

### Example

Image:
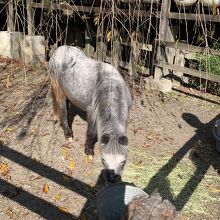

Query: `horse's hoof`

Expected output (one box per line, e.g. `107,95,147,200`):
85,147,94,156
85,155,93,163
67,137,73,142
88,155,93,160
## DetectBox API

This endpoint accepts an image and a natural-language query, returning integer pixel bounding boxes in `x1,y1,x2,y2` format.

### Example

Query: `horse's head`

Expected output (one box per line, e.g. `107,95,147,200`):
100,133,129,184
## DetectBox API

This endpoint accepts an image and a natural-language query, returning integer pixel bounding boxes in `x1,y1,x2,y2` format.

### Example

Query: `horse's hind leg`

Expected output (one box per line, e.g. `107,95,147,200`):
51,78,73,139
67,100,75,129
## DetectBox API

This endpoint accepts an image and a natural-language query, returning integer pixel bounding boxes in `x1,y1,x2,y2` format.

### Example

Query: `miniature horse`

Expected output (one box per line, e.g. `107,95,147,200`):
48,46,132,183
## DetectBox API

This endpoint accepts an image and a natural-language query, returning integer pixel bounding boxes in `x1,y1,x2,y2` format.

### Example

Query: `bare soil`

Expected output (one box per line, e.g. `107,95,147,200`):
0,58,220,220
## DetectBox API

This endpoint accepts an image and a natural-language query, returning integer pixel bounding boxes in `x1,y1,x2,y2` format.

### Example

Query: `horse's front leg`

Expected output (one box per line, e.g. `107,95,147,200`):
59,99,73,141
85,120,97,156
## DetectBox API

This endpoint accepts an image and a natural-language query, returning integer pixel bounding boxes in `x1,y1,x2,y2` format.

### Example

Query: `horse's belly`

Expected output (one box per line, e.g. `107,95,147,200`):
68,94,91,111
63,76,95,112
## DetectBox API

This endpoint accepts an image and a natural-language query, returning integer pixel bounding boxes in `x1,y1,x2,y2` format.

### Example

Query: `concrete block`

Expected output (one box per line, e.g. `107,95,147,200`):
144,78,160,91
174,0,197,6
0,31,24,59
158,78,173,93
200,0,220,7
144,78,173,93
0,213,10,220
22,35,46,64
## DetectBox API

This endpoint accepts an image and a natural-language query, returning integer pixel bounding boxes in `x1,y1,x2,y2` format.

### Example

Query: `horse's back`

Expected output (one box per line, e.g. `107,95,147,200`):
48,46,87,75
48,46,99,110
48,46,132,111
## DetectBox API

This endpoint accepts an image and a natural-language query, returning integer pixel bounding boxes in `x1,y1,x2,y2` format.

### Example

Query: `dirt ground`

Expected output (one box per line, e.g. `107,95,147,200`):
0,58,220,220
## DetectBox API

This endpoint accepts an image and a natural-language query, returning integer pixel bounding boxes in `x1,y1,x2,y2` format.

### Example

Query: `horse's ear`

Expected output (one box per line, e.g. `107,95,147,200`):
101,134,110,145
118,135,128,146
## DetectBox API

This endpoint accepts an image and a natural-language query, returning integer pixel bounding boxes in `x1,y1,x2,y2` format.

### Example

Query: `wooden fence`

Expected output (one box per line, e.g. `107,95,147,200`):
154,0,220,84
2,0,220,84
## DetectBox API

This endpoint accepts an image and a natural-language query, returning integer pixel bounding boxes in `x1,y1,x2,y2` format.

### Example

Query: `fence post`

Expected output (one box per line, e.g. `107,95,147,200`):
154,0,172,80
173,48,185,85
128,31,140,77
111,28,121,70
85,27,94,58
7,0,14,32
27,0,34,36
96,27,107,62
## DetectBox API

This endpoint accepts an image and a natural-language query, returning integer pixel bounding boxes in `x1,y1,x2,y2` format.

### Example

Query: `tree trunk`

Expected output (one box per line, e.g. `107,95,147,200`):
7,0,14,32
26,0,34,36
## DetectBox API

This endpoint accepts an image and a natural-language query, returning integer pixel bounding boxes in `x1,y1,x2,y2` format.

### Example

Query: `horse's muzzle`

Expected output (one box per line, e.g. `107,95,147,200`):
104,170,121,185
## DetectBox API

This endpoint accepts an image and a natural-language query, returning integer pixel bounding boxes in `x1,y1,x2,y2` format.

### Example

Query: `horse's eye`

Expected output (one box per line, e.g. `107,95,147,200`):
121,160,126,168
121,160,126,165
102,158,107,167
101,134,110,144
118,136,128,146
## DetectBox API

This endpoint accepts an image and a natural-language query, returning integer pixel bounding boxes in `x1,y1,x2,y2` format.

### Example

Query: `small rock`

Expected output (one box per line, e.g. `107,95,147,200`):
122,193,182,220
0,213,10,220
144,78,172,93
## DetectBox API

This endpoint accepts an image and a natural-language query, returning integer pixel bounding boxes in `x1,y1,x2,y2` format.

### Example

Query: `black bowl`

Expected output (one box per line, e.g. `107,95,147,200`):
96,183,148,220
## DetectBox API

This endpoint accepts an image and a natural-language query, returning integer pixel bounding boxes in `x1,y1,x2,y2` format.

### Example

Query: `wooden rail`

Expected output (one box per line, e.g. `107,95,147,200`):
162,41,220,56
121,42,152,51
156,63,220,83
32,2,153,17
30,2,220,22
32,2,100,13
119,61,150,75
169,12,220,22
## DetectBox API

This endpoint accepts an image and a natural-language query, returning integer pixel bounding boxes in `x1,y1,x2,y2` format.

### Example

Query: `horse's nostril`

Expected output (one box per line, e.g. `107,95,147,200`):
107,172,115,183
105,172,121,184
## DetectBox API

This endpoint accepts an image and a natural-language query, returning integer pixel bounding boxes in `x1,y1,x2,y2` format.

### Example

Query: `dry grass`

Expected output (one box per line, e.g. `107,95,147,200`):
123,144,220,219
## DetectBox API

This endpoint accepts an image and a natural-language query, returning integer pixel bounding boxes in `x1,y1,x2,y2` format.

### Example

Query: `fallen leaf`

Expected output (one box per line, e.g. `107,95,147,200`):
32,175,43,180
107,31,112,42
43,183,49,193
29,128,37,135
6,175,11,180
6,207,14,219
134,160,143,166
147,135,154,140
93,14,99,26
58,206,69,214
0,162,10,176
67,169,72,177
5,75,12,88
69,159,76,170
62,175,71,182
144,143,150,148
62,148,70,160
81,15,89,21
61,143,72,149
53,193,61,203
33,158,40,163
80,214,88,220
5,128,13,132
209,186,220,193
85,155,93,164
85,171,92,176
0,138,8,145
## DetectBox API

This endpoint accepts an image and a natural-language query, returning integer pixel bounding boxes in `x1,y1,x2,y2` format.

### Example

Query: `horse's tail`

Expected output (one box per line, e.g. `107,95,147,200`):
50,75,67,121
48,50,64,119
50,76,59,117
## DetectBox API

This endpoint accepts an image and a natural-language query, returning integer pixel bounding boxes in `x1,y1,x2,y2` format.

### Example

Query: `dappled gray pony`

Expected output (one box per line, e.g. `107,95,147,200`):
48,46,132,183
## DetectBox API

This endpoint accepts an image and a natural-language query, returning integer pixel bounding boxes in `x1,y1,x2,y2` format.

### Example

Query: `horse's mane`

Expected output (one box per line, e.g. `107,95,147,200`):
90,63,129,155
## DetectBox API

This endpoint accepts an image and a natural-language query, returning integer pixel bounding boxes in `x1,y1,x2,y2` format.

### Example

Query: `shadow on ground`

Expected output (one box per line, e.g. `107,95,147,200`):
0,141,107,220
0,80,50,140
143,113,220,210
